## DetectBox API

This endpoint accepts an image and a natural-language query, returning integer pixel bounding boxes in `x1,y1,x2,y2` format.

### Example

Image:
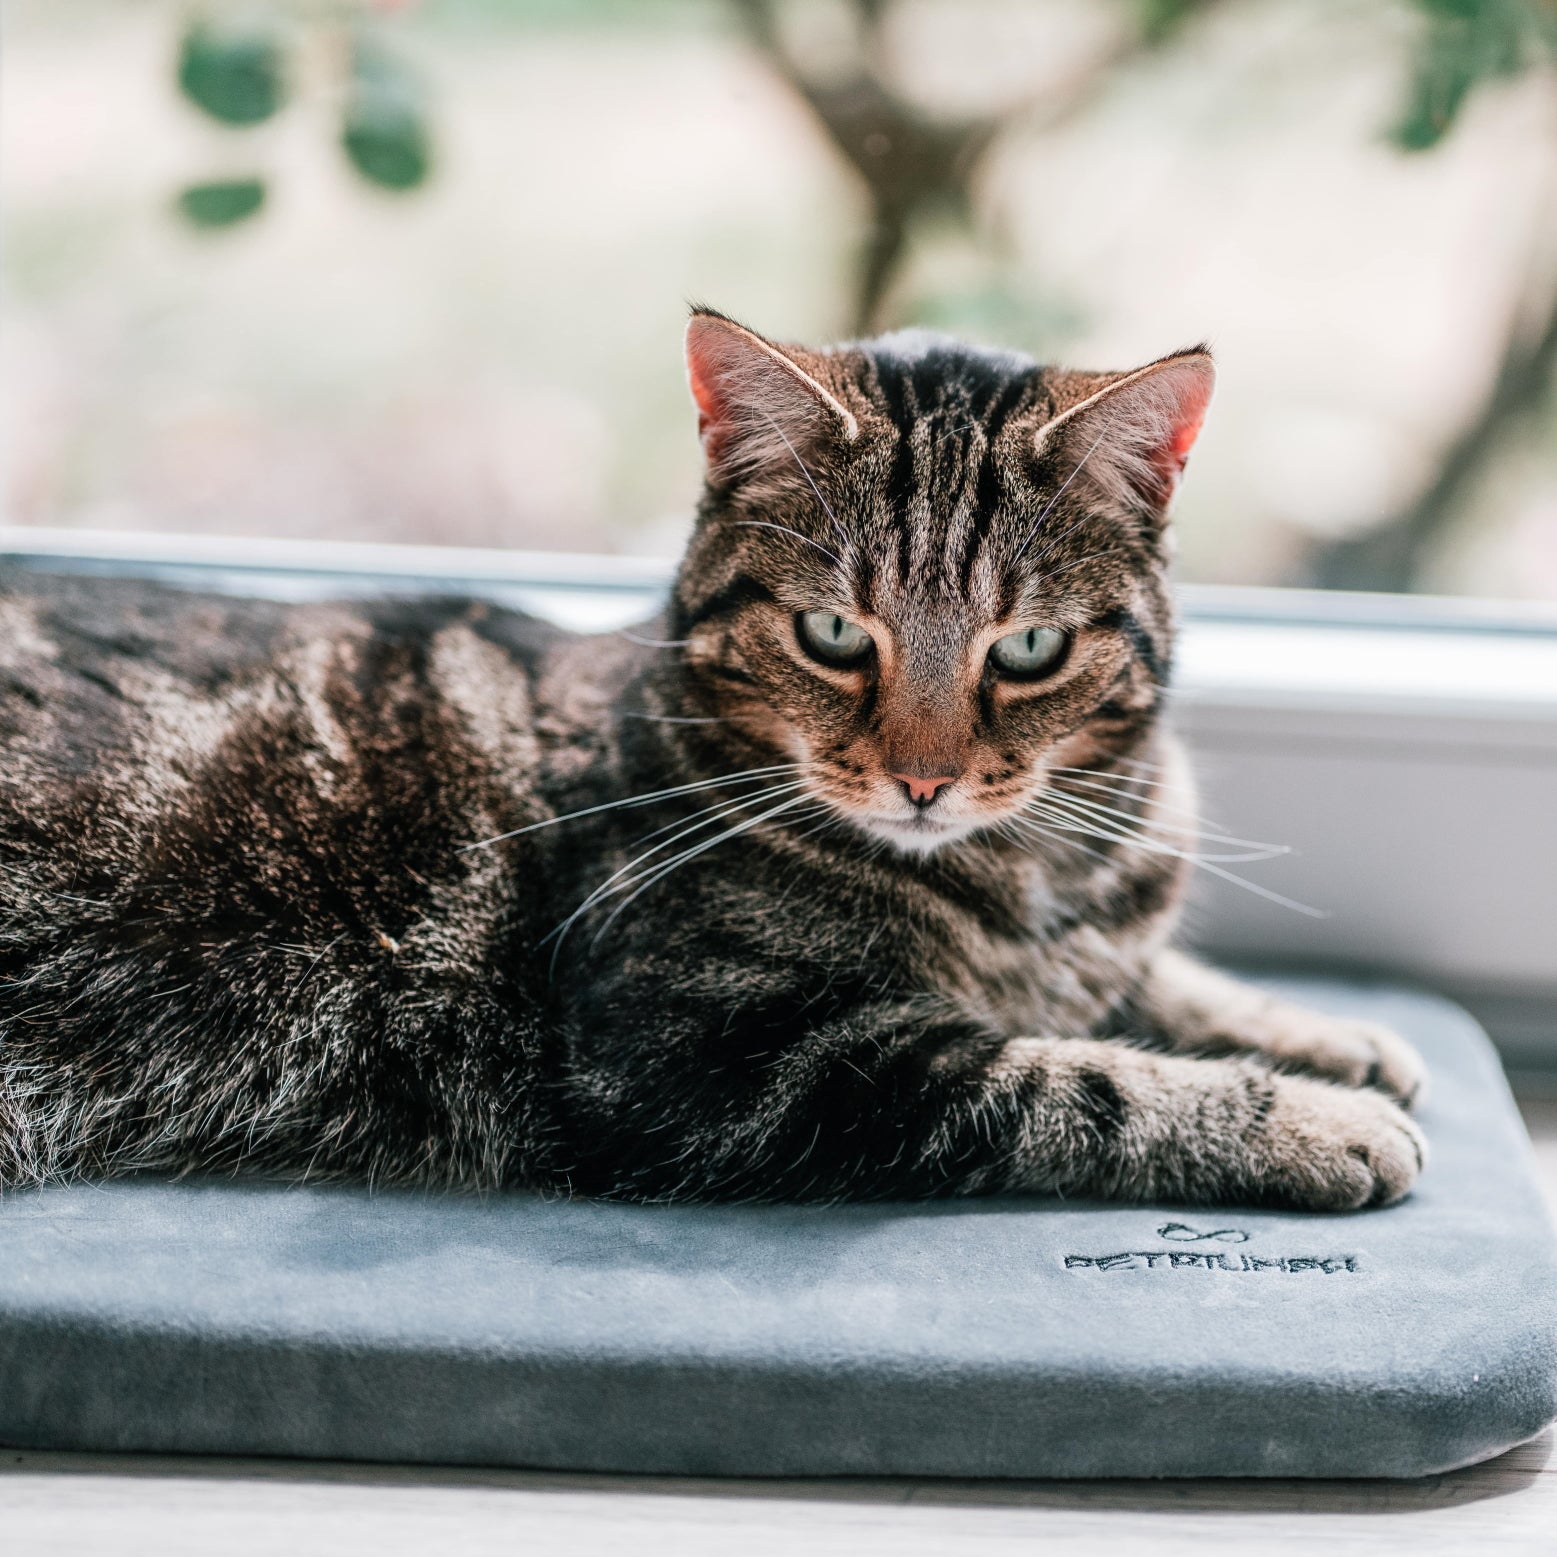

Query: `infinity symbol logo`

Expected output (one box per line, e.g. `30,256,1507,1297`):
1157,1222,1250,1244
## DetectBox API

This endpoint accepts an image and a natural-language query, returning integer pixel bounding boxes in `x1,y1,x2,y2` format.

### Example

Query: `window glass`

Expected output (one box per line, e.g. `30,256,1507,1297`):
4,0,1555,598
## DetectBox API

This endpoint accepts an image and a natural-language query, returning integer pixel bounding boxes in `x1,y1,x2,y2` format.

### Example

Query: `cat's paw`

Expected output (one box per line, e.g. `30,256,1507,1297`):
1256,1075,1427,1211
1260,1009,1429,1111
1332,1017,1429,1110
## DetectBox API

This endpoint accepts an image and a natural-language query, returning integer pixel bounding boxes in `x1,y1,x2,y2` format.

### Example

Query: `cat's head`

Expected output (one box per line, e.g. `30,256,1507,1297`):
669,308,1213,854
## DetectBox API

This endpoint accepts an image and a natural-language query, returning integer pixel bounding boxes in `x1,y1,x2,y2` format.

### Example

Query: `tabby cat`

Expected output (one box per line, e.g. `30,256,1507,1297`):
0,309,1426,1208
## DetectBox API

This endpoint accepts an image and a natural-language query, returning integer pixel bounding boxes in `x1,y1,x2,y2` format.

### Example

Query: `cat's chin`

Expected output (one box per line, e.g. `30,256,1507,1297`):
852,810,986,856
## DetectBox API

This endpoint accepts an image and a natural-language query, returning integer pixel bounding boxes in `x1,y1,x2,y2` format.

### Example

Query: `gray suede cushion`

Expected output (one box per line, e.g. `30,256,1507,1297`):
0,978,1552,1479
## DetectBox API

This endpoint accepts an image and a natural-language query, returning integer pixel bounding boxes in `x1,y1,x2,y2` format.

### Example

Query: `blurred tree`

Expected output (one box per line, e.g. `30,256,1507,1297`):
151,0,1557,593
173,3,433,231
1310,0,1557,590
737,0,1557,593
732,0,1216,333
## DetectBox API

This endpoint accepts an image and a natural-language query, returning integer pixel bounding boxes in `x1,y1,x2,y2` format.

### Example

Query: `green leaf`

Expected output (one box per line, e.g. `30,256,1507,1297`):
177,177,267,228
178,22,287,127
1391,0,1554,152
1134,0,1208,49
341,37,433,192
343,100,432,191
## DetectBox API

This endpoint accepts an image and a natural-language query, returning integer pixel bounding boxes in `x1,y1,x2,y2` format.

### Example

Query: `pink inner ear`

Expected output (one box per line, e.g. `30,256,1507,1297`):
1143,363,1214,504
1164,402,1208,474
685,333,727,448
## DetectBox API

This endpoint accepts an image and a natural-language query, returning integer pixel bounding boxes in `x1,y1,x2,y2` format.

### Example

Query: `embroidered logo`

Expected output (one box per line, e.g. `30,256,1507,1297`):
1062,1222,1360,1274
1156,1221,1248,1244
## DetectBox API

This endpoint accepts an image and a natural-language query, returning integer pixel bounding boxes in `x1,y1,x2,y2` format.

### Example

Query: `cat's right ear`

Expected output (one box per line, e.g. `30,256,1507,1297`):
1033,348,1215,524
685,309,858,484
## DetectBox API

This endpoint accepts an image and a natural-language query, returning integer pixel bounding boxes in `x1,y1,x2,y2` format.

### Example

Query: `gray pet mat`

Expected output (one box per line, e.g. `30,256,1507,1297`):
0,978,1553,1479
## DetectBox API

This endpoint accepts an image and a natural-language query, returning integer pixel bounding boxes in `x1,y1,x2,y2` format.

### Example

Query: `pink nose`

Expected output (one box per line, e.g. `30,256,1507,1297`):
892,772,958,807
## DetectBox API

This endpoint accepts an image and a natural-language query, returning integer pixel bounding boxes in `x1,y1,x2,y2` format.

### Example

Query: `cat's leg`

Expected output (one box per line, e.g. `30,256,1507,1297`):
992,1034,1425,1209
1129,949,1428,1108
562,995,1425,1209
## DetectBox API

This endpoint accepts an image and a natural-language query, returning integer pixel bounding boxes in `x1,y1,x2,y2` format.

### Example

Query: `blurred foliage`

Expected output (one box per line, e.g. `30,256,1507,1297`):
730,0,1557,592
145,0,1557,592
1393,0,1557,150
342,35,434,190
176,175,268,227
172,4,433,229
1132,0,1212,48
178,20,287,125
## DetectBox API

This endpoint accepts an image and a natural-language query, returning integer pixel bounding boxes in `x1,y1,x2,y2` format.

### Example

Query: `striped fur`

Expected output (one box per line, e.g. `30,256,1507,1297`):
0,315,1425,1207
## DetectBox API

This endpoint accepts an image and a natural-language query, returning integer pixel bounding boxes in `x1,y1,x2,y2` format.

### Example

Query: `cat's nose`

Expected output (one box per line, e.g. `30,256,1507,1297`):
892,772,958,808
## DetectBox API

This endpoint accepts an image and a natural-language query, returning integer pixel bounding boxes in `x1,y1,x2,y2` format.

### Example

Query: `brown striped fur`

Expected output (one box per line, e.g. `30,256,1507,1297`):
0,311,1425,1207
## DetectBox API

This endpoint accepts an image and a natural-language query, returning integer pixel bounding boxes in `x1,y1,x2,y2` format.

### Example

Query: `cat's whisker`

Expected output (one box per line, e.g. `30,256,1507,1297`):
1023,801,1326,915
544,781,814,953
617,631,691,649
734,520,846,569
1013,417,1115,562
1048,770,1246,844
1049,771,1207,824
1027,797,1288,865
584,792,820,949
1049,763,1176,788
628,779,814,848
935,418,982,446
1007,813,1115,867
460,764,805,851
1041,787,1290,857
619,712,726,726
568,781,812,917
1182,860,1330,919
782,803,846,847
755,408,855,560
1027,548,1129,589
1029,798,1221,857
1049,764,1182,796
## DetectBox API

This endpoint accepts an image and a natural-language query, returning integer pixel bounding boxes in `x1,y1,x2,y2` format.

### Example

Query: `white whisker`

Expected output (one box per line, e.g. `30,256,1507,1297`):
1049,771,1203,822
1042,788,1290,859
585,791,819,947
618,630,691,649
1029,797,1286,865
543,781,813,957
460,764,804,851
755,408,854,559
1022,800,1325,916
1027,548,1129,589
567,781,811,917
1184,860,1330,919
1013,417,1115,562
734,520,845,569
1049,764,1180,796
628,780,813,848
1007,813,1115,867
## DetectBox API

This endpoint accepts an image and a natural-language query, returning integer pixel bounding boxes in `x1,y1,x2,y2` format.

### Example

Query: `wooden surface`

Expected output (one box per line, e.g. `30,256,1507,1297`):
4,1096,1554,1557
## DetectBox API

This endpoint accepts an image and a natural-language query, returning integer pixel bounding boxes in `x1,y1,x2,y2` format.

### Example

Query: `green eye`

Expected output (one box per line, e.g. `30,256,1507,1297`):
989,625,1068,679
797,610,873,667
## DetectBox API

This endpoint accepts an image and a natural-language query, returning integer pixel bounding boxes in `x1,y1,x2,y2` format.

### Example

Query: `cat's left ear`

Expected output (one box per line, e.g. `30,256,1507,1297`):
685,308,858,484
1033,348,1215,521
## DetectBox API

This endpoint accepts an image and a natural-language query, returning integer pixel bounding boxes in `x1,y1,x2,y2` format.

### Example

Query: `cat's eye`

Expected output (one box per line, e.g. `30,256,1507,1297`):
796,610,873,668
988,625,1068,680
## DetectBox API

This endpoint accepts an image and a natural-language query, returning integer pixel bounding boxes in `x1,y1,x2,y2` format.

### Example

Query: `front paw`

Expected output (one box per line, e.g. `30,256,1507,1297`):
1255,1075,1427,1211
1248,1006,1428,1110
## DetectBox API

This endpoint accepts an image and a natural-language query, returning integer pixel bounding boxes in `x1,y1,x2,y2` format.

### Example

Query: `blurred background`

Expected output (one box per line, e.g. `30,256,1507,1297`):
4,0,1556,597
